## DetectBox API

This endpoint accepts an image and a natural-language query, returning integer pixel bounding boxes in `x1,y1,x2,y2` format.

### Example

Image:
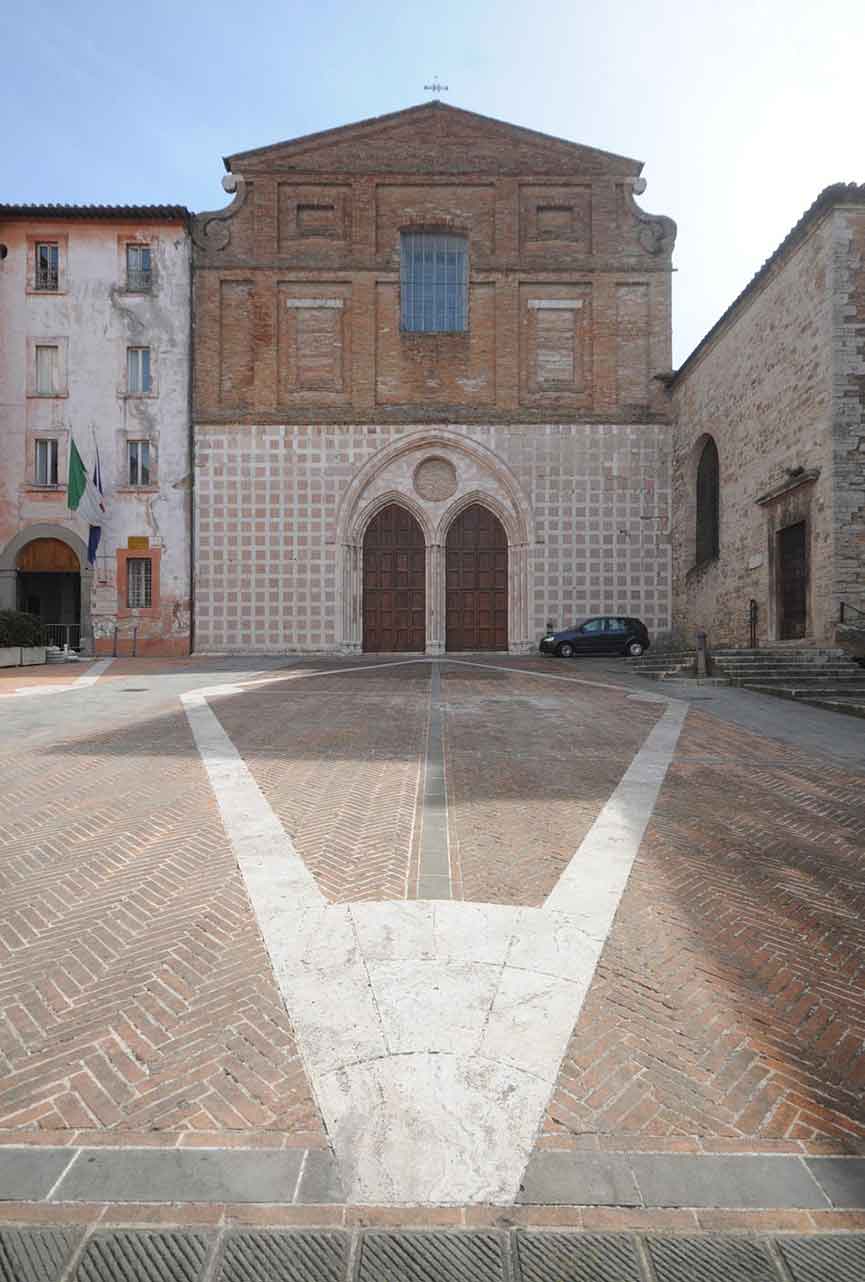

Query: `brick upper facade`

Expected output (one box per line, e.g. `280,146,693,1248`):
191,102,675,428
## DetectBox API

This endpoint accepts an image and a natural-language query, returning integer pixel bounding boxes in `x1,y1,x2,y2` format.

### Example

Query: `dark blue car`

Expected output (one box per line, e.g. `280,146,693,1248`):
539,615,650,659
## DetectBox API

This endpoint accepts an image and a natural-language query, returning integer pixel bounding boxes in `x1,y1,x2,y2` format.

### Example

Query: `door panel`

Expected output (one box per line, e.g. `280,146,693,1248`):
363,504,426,652
778,522,807,640
445,505,508,651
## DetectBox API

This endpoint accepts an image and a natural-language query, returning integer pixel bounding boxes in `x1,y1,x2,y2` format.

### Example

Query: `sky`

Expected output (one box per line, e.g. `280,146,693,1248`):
5,0,864,364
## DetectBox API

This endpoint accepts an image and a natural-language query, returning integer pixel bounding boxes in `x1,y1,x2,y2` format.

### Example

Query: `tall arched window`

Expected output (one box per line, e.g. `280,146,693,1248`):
400,231,468,333
695,436,720,564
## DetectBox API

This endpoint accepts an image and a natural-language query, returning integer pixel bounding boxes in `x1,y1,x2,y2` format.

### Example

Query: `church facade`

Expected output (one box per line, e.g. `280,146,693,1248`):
190,103,677,654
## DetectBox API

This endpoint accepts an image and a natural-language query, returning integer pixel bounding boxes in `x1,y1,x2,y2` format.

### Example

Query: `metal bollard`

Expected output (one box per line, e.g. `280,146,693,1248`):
695,628,708,678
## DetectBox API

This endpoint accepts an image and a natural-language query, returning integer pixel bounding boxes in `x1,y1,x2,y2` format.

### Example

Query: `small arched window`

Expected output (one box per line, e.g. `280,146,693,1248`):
400,231,468,333
695,436,720,565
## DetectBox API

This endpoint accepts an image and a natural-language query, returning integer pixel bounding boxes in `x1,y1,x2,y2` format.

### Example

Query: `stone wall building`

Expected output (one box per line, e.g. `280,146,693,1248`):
671,184,865,648
191,102,677,654
0,205,193,655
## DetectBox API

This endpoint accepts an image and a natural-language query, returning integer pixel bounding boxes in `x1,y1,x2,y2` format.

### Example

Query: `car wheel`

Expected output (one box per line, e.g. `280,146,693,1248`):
626,640,645,657
557,641,575,658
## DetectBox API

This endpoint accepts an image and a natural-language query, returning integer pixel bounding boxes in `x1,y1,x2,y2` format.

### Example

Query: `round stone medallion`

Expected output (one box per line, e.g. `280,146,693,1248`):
414,456,458,502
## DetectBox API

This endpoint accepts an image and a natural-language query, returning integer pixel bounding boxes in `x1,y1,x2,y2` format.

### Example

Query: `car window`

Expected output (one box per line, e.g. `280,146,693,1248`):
581,619,605,634
606,617,627,633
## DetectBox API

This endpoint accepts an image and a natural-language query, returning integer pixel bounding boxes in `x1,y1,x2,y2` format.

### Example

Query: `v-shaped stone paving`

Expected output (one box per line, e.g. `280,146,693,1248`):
182,661,687,1203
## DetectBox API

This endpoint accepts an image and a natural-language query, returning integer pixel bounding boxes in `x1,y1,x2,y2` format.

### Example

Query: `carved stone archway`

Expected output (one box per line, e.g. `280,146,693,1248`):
336,430,533,654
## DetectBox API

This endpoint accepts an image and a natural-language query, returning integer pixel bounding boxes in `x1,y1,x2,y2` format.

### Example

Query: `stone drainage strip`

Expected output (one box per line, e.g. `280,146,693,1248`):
3,1223,865,1281
4,1146,865,1209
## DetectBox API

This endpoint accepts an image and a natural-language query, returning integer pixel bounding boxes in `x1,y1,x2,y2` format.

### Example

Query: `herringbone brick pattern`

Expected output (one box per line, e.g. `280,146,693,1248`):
217,667,429,902
0,701,324,1139
543,709,865,1148
442,666,660,905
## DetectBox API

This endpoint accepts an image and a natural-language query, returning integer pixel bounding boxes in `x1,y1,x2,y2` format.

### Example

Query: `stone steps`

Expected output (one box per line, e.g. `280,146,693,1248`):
627,651,696,679
710,647,865,720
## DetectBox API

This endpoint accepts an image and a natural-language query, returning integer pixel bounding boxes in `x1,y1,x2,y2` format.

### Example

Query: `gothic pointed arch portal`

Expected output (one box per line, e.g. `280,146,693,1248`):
362,504,426,652
445,504,508,651
337,431,534,655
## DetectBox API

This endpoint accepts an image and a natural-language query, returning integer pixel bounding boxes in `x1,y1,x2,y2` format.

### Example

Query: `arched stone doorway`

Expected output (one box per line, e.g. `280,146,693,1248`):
336,431,534,655
445,504,508,651
0,524,92,651
362,504,426,652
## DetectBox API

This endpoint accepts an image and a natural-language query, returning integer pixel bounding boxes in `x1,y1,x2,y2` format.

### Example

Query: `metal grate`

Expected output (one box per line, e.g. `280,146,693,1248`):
126,244,152,291
400,232,468,332
35,242,59,290
42,623,81,650
127,557,152,608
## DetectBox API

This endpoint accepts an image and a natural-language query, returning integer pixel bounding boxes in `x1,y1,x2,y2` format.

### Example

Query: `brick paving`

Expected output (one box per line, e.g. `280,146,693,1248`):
216,665,429,902
543,707,865,1149
3,651,865,1215
441,664,661,904
0,692,324,1143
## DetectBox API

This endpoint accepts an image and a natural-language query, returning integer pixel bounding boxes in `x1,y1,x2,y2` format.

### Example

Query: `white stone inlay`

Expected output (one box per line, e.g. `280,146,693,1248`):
182,663,687,1205
13,656,114,697
528,298,584,309
284,297,344,308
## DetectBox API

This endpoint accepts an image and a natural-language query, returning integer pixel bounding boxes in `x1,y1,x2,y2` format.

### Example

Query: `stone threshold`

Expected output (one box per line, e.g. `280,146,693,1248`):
2,1221,865,1282
4,1147,865,1211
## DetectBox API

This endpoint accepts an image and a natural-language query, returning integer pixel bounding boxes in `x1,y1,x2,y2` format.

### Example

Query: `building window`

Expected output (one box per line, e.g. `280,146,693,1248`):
35,344,59,395
127,440,151,486
696,436,720,565
35,242,59,291
127,346,152,394
35,438,59,485
400,231,468,333
126,244,152,291
127,558,152,608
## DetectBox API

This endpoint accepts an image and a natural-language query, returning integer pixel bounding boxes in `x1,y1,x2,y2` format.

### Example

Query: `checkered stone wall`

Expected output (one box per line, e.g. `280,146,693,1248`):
193,422,671,653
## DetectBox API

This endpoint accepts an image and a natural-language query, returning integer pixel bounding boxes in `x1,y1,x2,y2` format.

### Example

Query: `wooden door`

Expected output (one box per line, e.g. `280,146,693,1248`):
778,521,808,640
446,505,508,651
362,505,426,652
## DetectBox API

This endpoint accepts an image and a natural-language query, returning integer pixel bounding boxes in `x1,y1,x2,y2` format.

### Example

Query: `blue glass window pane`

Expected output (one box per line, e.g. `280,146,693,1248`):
400,232,468,332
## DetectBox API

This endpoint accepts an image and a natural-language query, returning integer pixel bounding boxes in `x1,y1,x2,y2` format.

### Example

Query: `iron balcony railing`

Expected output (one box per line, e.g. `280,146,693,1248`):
126,268,152,292
839,601,865,625
34,268,59,291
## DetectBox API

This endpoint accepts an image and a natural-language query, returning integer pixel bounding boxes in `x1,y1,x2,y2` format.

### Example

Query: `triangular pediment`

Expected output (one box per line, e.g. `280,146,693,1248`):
224,102,642,178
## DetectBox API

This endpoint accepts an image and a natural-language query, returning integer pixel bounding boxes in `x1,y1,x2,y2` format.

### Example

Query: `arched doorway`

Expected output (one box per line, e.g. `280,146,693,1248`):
16,538,81,647
446,504,508,651
362,504,426,652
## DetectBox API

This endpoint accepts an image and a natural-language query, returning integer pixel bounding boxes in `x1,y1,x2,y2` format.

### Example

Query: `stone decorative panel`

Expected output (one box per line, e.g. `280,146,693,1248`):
278,286,351,404
277,185,352,251
414,457,458,502
193,421,671,655
520,185,592,253
520,287,592,405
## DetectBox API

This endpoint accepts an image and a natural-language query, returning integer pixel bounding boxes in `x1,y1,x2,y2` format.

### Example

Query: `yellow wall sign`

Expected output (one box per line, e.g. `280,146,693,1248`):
127,536,150,550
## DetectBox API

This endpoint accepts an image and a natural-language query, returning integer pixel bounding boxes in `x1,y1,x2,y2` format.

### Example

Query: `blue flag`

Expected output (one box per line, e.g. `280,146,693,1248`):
87,445,105,565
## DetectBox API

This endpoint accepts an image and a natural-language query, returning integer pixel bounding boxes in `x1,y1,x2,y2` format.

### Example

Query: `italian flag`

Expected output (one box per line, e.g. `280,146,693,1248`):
67,439,105,563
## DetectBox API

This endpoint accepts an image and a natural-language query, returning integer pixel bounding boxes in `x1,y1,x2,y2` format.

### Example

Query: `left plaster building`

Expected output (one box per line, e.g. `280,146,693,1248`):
0,205,192,655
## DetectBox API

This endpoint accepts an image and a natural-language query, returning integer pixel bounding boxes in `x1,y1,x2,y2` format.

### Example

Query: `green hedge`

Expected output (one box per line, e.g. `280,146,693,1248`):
0,610,44,647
